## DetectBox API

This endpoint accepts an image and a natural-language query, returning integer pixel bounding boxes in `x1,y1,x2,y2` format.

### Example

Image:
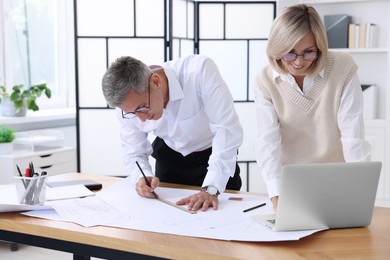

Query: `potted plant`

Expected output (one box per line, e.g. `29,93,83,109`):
0,125,15,154
0,83,51,117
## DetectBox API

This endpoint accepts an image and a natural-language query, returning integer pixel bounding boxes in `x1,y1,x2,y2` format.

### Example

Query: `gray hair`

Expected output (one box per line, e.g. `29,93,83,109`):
267,4,328,76
102,56,152,107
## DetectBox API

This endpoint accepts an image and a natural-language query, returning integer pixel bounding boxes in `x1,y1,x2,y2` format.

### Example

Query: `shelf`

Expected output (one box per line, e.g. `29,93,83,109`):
0,108,76,125
365,118,386,127
299,0,370,4
329,48,388,53
0,108,76,132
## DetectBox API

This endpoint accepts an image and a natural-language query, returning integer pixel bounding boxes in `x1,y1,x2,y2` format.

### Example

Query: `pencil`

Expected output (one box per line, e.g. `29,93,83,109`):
136,161,158,199
135,161,197,214
243,203,266,213
16,165,27,188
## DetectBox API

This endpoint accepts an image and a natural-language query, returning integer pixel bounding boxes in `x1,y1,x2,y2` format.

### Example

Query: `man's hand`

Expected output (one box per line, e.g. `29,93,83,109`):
136,176,160,198
176,191,219,212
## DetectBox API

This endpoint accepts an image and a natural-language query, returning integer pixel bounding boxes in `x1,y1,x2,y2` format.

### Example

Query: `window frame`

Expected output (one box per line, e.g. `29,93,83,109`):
0,0,75,110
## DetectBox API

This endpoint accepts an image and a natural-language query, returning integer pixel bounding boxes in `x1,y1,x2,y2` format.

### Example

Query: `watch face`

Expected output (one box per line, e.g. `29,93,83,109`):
207,186,218,196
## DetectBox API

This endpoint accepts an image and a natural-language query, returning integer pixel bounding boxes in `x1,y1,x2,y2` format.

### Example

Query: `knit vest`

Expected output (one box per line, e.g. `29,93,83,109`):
255,52,358,164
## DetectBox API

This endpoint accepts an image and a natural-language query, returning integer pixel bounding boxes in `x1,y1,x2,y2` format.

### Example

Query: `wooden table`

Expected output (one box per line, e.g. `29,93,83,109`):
1,173,389,259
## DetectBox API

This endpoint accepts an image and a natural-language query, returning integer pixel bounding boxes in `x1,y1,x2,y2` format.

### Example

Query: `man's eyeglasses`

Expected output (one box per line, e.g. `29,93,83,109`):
281,50,318,62
121,74,152,119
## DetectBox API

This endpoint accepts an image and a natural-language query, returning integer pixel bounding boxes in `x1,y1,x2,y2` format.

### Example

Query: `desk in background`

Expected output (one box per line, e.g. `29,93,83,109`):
0,173,389,259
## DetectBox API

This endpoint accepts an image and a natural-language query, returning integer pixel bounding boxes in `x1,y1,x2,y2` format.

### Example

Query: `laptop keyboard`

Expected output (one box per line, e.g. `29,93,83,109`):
267,219,276,225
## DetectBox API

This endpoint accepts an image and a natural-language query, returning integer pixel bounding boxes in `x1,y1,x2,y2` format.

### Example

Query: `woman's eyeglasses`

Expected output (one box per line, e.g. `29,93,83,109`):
121,74,152,119
281,51,318,62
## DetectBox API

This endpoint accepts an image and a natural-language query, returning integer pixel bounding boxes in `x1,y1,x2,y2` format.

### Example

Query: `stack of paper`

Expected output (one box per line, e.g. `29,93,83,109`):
0,184,95,213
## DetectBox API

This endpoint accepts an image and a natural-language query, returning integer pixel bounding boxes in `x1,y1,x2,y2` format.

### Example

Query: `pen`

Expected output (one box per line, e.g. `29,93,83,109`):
25,167,31,177
16,164,23,177
20,174,38,204
243,202,266,213
136,161,158,199
29,162,35,176
34,173,47,205
16,165,27,188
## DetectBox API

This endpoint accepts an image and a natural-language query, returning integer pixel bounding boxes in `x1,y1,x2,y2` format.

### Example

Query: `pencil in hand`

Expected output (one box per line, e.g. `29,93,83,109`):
136,161,158,199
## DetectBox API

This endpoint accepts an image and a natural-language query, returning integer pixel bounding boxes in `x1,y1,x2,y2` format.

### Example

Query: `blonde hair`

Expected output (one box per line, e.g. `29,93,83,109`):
267,4,328,76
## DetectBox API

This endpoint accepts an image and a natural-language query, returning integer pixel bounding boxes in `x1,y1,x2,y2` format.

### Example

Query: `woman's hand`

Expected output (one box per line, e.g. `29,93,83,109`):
271,196,279,211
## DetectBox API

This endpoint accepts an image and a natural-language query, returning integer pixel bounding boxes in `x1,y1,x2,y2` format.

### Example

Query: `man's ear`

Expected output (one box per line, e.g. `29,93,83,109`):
152,72,165,90
151,74,160,89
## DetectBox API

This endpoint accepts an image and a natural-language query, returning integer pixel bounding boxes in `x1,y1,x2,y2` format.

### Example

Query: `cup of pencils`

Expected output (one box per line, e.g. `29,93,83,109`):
14,162,48,205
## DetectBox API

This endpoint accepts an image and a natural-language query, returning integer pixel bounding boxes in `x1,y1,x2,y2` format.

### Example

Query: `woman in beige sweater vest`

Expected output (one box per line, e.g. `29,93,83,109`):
254,4,371,210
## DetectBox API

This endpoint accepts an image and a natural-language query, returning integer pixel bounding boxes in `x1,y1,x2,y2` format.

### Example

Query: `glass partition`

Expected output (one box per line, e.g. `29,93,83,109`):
75,0,276,193
77,0,135,36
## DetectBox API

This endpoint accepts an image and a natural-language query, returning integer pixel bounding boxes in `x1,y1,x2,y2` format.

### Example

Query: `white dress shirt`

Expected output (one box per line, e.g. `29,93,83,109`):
117,55,243,192
254,69,372,199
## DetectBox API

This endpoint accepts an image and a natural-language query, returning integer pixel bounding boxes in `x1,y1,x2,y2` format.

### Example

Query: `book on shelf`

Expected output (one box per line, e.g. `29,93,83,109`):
361,84,378,119
348,23,378,49
348,24,355,48
365,23,378,48
324,14,350,48
355,24,360,48
359,23,366,48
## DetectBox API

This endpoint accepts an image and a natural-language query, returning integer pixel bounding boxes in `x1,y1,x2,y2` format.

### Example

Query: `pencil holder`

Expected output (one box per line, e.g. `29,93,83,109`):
14,175,47,205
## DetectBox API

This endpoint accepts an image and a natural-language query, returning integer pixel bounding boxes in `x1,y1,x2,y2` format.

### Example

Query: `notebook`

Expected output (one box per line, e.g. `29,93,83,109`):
46,179,102,191
252,161,382,231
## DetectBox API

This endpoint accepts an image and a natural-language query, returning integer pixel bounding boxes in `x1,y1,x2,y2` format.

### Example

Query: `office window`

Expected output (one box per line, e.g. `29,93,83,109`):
0,0,75,109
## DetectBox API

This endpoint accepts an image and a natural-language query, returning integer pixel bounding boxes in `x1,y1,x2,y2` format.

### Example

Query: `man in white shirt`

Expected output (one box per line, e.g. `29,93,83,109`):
102,54,243,212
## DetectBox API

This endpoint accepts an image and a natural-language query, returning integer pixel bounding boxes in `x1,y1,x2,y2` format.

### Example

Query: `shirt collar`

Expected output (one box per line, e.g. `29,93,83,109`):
161,66,185,102
272,68,325,83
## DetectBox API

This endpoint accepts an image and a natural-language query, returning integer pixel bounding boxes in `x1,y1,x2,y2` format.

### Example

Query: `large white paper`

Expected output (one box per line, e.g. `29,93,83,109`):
46,185,95,201
0,183,94,212
48,196,131,227
0,184,51,212
23,178,322,241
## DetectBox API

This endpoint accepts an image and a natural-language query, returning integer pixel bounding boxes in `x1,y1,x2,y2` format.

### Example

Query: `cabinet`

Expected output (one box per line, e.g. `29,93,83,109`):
0,147,77,184
290,0,390,206
0,109,77,185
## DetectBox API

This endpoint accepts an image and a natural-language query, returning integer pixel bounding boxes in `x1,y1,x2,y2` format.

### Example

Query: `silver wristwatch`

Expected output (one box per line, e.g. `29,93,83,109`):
201,185,220,197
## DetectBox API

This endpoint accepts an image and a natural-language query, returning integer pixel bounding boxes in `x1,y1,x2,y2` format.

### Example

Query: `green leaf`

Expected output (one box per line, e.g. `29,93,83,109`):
26,96,39,111
0,82,51,112
0,85,6,95
45,88,52,98
10,92,22,104
12,84,24,93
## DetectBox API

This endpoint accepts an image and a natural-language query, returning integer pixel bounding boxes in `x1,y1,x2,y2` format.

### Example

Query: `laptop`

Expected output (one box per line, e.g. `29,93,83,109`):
252,161,382,231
